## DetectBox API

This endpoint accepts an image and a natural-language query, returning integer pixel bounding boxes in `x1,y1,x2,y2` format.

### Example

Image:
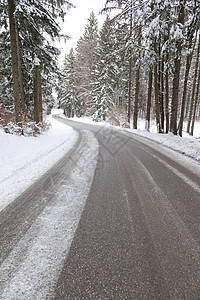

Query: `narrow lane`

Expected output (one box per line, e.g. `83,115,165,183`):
53,117,200,300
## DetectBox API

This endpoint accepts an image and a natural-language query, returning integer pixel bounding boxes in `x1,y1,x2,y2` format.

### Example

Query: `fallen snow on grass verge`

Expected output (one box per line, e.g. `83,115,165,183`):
0,130,99,300
123,126,200,162
0,113,78,212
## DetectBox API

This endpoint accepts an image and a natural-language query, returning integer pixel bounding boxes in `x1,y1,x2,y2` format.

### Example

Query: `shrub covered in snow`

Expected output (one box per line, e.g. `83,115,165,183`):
0,104,51,136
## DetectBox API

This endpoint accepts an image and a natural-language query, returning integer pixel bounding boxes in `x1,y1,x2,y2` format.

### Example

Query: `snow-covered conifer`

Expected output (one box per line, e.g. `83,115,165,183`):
73,12,98,116
58,49,79,117
92,17,118,120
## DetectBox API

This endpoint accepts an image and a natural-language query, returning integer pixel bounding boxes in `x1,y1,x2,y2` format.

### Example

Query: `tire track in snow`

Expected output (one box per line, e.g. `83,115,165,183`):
0,130,99,300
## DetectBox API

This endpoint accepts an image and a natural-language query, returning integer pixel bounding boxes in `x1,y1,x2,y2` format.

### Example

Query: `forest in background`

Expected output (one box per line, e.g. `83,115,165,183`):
0,0,200,136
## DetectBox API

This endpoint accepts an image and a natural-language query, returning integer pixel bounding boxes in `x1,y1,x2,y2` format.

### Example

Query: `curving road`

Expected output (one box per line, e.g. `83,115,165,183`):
52,117,200,300
1,116,200,299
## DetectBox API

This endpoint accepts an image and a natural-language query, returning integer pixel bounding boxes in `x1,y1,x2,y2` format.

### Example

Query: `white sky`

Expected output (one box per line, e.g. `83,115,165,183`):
57,0,106,64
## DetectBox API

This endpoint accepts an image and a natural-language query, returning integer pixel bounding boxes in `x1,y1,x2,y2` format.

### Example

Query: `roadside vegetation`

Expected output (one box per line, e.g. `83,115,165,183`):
0,0,200,137
0,0,73,135
58,1,200,136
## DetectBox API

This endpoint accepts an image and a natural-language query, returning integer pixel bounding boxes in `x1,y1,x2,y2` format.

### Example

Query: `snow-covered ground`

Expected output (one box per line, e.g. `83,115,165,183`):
0,110,78,211
0,109,100,298
0,129,99,299
64,114,200,162
0,109,199,213
124,120,200,162
0,109,199,299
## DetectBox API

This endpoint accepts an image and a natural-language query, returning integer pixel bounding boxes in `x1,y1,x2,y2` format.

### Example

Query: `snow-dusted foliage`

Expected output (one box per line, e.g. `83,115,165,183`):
0,30,13,107
101,0,200,135
91,17,117,120
73,12,99,116
58,49,80,117
1,0,200,136
0,0,73,127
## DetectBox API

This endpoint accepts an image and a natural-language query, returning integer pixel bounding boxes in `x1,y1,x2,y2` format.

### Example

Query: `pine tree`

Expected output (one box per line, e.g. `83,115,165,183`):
187,32,200,134
170,0,186,135
7,0,25,123
74,12,98,116
132,0,143,129
59,49,78,117
112,19,130,118
103,0,140,124
0,0,73,124
0,30,13,108
16,0,73,122
92,17,117,120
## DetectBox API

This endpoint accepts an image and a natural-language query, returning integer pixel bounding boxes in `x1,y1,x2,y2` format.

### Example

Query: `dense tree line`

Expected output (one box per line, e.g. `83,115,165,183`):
59,0,200,136
1,1,200,136
0,0,73,126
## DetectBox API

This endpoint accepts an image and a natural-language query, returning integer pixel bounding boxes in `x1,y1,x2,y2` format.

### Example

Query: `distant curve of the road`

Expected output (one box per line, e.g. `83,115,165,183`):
52,117,200,300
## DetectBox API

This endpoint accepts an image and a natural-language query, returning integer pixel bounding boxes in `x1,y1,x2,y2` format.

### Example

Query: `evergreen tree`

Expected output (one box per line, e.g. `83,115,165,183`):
103,0,136,123
74,12,98,116
92,17,117,120
59,49,78,117
7,0,25,123
0,30,13,108
170,0,186,135
0,0,73,123
101,0,200,134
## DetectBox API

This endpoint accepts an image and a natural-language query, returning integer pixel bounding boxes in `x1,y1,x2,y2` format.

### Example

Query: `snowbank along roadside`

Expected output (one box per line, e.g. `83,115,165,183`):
0,130,99,299
61,113,200,162
0,114,78,211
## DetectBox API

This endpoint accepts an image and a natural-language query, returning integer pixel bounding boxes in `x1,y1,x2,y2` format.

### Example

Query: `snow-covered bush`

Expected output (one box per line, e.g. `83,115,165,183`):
0,104,51,136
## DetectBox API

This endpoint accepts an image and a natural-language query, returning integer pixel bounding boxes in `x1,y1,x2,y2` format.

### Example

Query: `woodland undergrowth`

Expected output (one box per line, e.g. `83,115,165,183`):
0,104,51,136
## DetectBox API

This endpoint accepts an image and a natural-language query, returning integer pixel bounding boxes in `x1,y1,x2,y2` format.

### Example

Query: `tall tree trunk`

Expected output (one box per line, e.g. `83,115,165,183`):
16,31,26,113
190,66,200,135
34,69,39,123
158,44,162,129
7,0,22,123
165,68,169,133
154,62,160,132
127,5,133,125
160,54,165,132
145,69,153,131
128,56,132,125
154,39,160,132
179,39,194,136
38,70,43,122
170,56,181,134
133,68,139,129
170,0,185,135
164,26,170,134
34,68,43,123
133,21,142,129
187,32,200,133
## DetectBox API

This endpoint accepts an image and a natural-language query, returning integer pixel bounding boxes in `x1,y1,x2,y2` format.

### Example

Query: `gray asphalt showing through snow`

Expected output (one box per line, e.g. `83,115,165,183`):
0,130,83,266
52,117,200,300
1,116,200,299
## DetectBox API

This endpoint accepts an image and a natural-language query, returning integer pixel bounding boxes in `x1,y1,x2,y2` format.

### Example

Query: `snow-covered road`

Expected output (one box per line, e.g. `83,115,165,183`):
0,110,200,299
1,111,200,213
0,129,99,299
61,114,200,162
